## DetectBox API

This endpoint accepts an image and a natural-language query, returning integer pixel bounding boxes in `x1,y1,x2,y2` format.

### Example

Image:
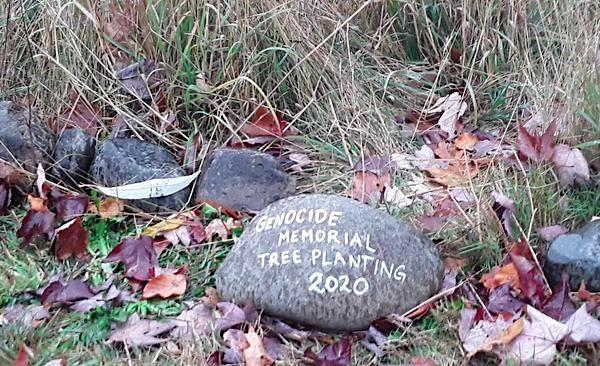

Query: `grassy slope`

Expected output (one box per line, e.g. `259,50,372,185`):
1,0,599,365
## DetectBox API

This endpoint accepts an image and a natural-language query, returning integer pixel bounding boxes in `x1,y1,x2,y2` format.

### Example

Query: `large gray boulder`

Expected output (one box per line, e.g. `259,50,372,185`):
216,194,444,331
544,220,600,292
0,101,54,171
89,138,191,212
196,148,295,213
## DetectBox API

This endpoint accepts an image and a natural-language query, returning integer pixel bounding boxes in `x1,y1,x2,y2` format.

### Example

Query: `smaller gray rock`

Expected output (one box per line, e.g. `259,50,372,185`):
544,220,600,292
89,138,191,212
196,148,295,212
52,128,96,184
0,101,54,171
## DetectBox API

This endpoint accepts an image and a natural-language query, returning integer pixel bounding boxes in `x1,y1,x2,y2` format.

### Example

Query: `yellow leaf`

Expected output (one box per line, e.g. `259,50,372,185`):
142,219,184,238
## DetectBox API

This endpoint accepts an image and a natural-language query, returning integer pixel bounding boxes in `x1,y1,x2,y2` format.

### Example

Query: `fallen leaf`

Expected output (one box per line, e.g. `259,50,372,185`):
57,91,100,136
462,315,518,355
487,284,527,315
449,188,475,204
52,193,89,221
207,351,224,366
0,180,11,214
0,161,26,185
70,293,106,313
455,132,478,150
541,273,576,321
536,225,568,242
1,304,50,328
354,156,394,176
410,145,439,170
390,153,413,170
564,304,600,344
458,308,478,342
54,218,88,260
416,214,446,232
223,329,247,363
36,163,46,199
103,2,137,43
205,218,239,241
108,313,174,347
383,185,412,207
163,226,191,246
360,326,387,357
289,153,312,172
142,273,186,299
13,344,28,366
551,144,591,187
27,195,48,212
244,328,274,366
409,356,435,366
116,60,163,100
240,106,292,137
170,303,214,338
481,263,520,291
426,164,478,187
104,236,158,281
517,121,556,163
425,92,467,138
351,171,390,203
94,170,199,200
215,302,246,332
40,279,96,305
263,318,315,341
510,252,547,308
17,209,55,247
304,337,351,366
186,218,206,244
505,306,568,365
491,191,514,237
42,358,67,366
262,337,283,362
92,198,124,219
142,219,184,238
576,282,600,302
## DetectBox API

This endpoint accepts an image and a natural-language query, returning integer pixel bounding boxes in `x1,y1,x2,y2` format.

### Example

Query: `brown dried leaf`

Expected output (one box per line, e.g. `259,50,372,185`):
142,273,186,299
481,263,520,291
92,198,124,219
455,132,479,150
243,328,274,366
351,171,390,203
551,144,591,187
108,313,174,347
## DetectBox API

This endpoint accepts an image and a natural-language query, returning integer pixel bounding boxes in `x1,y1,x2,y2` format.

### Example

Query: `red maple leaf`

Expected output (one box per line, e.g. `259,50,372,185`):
104,236,158,281
304,337,351,366
541,273,576,321
516,120,556,163
240,106,293,137
50,189,89,221
17,209,55,247
508,240,547,308
54,218,88,260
